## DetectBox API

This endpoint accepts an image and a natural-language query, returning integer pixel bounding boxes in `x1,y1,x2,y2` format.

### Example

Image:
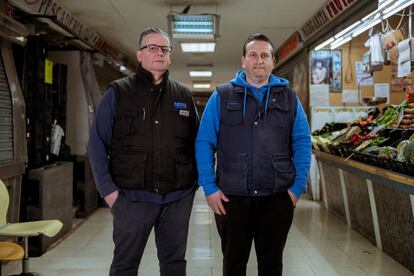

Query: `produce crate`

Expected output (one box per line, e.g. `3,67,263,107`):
328,144,342,157
378,156,393,170
358,152,381,167
351,151,364,163
337,142,355,158
389,159,414,176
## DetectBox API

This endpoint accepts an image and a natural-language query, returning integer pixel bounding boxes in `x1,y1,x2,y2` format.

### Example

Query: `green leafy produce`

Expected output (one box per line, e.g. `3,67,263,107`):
369,137,386,146
379,146,398,159
375,106,403,127
403,142,414,165
396,140,412,161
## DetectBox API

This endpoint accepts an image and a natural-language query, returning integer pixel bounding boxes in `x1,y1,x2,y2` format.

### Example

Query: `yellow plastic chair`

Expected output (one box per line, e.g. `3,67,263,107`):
0,180,63,275
0,241,24,276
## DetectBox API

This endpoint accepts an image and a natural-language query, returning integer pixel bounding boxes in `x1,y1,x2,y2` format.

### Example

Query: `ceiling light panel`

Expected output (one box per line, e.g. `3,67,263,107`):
167,14,220,39
189,71,213,77
193,83,211,89
181,42,215,52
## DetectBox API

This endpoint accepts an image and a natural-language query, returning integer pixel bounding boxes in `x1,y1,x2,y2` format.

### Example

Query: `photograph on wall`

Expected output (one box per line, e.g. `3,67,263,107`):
310,50,342,92
331,50,342,92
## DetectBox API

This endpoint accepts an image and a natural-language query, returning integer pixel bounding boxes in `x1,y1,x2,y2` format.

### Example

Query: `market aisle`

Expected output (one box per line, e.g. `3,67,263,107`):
3,190,413,276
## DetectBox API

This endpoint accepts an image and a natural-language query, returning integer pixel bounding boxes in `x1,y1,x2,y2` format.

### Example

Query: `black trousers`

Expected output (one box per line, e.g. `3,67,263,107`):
109,191,195,276
215,192,294,276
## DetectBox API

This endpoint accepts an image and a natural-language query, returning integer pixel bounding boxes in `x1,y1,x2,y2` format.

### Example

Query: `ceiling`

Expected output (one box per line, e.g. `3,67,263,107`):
58,0,327,92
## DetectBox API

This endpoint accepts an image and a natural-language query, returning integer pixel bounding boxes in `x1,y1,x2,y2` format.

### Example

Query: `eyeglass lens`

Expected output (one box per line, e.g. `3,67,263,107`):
142,44,172,54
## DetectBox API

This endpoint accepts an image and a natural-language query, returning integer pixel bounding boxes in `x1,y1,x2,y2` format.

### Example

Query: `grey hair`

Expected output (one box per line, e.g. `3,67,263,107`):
138,27,170,48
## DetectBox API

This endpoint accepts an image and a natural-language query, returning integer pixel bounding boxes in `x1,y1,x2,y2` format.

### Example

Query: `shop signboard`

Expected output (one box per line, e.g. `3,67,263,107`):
299,0,358,41
276,32,302,65
9,0,132,68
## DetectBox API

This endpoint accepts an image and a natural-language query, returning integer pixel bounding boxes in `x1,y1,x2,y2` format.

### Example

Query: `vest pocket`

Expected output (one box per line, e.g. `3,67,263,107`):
272,154,295,192
112,151,147,189
219,153,248,194
222,102,243,125
124,110,144,136
264,103,290,127
175,154,194,187
173,111,190,137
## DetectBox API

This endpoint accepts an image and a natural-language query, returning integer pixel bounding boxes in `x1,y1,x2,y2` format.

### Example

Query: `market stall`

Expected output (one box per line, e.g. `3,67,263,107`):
307,0,414,272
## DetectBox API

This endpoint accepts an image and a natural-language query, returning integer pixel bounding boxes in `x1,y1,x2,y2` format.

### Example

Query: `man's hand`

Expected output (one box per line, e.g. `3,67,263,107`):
104,190,119,208
206,190,229,215
287,190,298,207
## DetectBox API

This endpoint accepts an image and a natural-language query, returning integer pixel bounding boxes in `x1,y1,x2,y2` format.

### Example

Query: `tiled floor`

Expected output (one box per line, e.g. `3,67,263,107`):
3,191,413,276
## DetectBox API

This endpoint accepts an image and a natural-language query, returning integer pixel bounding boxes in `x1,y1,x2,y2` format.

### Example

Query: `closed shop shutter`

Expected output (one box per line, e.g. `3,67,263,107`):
0,49,13,164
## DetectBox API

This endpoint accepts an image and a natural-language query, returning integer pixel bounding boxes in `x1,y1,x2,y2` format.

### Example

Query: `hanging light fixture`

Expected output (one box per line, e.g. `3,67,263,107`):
167,14,220,39
314,0,414,51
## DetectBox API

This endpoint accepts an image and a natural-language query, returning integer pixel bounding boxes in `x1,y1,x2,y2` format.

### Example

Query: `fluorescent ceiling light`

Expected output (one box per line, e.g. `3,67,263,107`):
181,42,215,52
378,0,396,9
384,0,414,18
352,18,381,37
189,71,212,77
330,36,352,49
361,10,378,21
168,14,220,39
383,0,407,13
193,83,211,89
315,38,334,51
313,0,414,52
334,20,361,39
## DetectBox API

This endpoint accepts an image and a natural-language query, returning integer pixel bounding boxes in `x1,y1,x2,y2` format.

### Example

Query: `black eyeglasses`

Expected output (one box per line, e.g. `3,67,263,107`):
139,44,172,54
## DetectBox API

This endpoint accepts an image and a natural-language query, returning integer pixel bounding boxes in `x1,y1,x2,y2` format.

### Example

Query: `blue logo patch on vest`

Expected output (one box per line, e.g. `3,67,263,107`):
174,102,187,109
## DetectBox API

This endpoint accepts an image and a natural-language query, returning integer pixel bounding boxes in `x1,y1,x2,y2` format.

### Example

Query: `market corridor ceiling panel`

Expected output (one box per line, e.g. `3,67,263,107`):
61,0,327,88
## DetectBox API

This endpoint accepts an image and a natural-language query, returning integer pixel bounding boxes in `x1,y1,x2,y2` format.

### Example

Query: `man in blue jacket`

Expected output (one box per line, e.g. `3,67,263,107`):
196,33,311,276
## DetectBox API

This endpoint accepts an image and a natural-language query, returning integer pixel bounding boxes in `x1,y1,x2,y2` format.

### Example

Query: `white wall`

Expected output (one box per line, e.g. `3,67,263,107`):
48,51,90,155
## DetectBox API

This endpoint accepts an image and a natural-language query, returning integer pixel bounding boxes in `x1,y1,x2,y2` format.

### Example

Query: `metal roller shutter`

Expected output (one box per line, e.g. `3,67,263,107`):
0,49,13,164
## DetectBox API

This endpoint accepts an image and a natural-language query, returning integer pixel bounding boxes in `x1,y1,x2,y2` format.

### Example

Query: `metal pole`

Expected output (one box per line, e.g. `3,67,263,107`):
409,5,412,38
22,236,29,273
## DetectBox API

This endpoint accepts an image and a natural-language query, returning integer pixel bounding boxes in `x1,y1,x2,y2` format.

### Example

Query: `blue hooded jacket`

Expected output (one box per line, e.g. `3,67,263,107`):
195,70,311,198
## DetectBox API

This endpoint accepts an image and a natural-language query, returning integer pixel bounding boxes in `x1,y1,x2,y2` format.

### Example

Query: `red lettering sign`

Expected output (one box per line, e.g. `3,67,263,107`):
300,0,356,40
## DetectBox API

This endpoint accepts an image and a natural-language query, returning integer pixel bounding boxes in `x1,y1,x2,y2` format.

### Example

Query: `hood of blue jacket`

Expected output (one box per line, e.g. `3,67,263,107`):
230,70,289,89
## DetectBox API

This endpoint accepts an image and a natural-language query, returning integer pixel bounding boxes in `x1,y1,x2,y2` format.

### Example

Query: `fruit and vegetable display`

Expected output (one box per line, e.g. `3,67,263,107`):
312,102,414,175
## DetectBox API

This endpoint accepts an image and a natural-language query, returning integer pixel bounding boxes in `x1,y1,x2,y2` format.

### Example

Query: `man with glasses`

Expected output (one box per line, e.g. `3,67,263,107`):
196,33,311,276
89,27,198,276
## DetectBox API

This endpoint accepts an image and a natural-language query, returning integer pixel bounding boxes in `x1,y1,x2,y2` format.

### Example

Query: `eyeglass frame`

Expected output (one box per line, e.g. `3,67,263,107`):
139,44,172,54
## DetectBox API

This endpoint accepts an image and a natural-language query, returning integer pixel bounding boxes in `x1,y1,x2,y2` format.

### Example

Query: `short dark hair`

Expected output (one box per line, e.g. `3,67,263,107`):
138,27,170,48
242,33,275,57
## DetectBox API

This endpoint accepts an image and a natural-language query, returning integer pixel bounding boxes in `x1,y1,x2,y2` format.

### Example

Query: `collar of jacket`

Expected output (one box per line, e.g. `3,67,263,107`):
136,64,169,90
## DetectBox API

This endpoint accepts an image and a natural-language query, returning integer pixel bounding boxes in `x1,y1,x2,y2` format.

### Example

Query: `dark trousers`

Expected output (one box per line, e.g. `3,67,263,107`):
109,191,195,276
215,192,294,276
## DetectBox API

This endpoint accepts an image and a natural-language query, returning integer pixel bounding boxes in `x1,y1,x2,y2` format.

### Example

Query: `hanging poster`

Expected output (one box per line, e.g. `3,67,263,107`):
332,50,342,92
356,61,373,86
310,50,342,92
